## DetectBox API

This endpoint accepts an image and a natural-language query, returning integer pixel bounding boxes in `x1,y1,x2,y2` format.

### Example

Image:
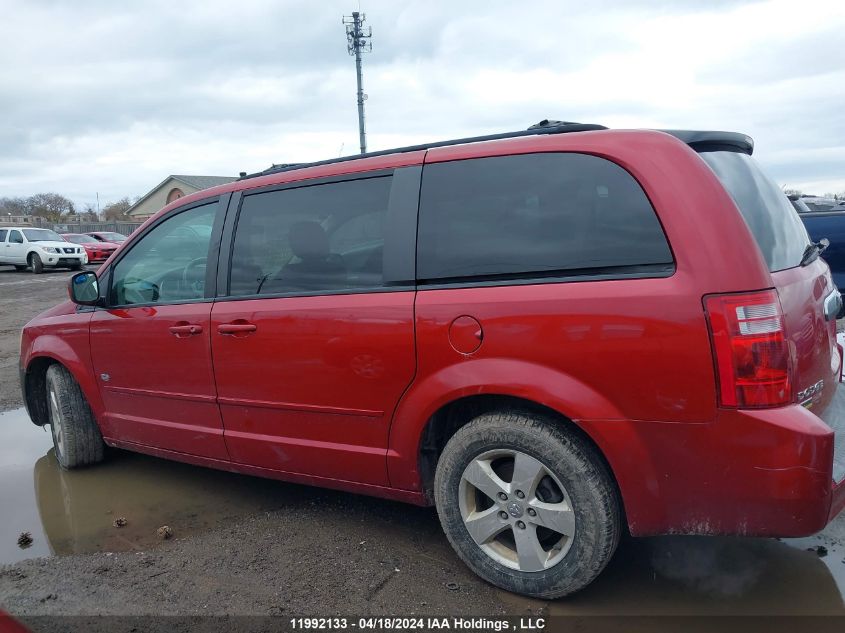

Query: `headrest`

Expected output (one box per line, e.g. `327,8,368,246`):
288,221,329,260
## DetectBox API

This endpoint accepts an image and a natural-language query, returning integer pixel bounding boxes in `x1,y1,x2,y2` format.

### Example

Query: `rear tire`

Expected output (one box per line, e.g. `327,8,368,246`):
29,253,43,274
434,411,621,598
45,364,105,469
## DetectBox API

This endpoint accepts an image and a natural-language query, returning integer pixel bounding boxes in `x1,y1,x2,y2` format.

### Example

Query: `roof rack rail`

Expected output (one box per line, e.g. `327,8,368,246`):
239,120,607,180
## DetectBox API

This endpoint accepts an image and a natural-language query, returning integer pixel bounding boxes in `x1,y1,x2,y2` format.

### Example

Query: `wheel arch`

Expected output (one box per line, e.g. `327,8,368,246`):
23,344,103,429
414,394,627,505
388,358,627,491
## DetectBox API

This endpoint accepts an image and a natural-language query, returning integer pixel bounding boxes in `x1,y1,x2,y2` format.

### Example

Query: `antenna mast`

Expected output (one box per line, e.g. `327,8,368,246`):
342,11,372,154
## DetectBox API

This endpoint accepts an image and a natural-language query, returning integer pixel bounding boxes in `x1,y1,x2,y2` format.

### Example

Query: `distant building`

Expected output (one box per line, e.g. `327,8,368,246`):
0,214,45,226
127,175,236,220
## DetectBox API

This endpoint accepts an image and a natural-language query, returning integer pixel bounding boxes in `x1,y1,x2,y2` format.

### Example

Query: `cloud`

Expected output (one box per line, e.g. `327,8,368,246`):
0,0,843,208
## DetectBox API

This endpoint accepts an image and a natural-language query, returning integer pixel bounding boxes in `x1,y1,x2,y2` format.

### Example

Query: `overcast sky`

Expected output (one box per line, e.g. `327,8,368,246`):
1,0,843,209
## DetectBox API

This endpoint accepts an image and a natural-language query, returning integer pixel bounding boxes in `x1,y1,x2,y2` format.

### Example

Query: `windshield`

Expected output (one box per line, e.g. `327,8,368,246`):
65,234,97,244
99,232,126,241
22,229,63,243
699,151,811,272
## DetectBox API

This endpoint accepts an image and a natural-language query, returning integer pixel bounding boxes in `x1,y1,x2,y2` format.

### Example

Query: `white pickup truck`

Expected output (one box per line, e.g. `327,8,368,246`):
0,227,88,273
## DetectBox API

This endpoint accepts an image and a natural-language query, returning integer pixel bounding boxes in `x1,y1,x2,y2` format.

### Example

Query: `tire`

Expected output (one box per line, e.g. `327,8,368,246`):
69,262,82,271
14,265,27,271
29,253,44,274
45,364,105,469
434,411,621,599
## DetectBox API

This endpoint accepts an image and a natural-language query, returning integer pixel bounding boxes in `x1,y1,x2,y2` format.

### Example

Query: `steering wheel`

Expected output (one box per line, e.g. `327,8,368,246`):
182,257,207,295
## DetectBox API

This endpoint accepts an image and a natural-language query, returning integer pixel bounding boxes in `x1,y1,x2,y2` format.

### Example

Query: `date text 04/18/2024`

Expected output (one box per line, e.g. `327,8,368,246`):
289,617,546,630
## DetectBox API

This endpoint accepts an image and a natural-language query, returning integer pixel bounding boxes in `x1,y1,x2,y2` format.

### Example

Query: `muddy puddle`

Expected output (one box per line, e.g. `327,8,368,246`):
2,405,844,614
0,407,298,565
500,536,845,616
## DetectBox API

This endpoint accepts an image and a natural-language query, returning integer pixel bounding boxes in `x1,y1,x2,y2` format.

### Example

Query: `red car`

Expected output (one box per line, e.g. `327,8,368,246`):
62,233,119,263
85,231,127,244
19,122,845,598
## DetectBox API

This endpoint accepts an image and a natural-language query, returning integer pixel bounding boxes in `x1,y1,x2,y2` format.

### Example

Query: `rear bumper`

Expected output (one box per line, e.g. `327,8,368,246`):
581,394,845,538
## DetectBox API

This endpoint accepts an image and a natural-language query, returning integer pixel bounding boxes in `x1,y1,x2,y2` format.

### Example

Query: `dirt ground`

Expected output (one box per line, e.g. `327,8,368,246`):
0,267,79,411
1,263,844,631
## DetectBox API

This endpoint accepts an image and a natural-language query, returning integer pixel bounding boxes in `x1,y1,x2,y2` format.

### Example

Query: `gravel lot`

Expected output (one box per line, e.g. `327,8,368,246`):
0,267,80,411
1,263,843,630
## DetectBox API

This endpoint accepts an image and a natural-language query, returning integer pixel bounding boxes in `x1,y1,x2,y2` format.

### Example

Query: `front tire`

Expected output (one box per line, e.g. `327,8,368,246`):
434,411,621,599
29,253,44,274
45,364,105,469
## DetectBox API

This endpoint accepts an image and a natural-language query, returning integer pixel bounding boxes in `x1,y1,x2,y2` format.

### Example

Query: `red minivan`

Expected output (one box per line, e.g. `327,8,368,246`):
19,122,845,598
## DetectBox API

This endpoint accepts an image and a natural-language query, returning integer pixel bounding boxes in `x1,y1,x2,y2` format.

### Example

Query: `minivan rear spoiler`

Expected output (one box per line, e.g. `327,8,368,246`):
661,130,754,155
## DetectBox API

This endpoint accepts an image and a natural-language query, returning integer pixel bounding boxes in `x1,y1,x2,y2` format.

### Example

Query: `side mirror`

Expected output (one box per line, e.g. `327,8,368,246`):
68,271,100,306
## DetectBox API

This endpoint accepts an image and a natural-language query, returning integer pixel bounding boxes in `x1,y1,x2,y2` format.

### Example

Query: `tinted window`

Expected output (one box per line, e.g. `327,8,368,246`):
110,202,217,305
417,153,673,282
65,234,97,244
229,177,392,296
98,232,127,242
9,230,23,244
0,230,6,242
699,151,810,272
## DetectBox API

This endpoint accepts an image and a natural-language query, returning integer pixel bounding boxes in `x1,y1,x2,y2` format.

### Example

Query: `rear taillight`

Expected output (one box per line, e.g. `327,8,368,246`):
704,289,792,408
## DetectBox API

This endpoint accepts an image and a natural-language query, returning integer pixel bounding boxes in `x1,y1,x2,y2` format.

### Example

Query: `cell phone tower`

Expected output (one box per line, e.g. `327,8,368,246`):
343,11,372,154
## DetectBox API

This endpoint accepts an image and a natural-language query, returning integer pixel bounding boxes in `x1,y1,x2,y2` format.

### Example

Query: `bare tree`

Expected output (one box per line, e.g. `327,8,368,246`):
102,197,133,221
27,193,75,221
0,196,30,216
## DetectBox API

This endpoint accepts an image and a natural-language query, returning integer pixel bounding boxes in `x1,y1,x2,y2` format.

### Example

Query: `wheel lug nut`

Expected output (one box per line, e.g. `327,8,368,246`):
527,508,536,516
497,492,507,501
499,511,508,520
516,490,525,499
516,521,526,529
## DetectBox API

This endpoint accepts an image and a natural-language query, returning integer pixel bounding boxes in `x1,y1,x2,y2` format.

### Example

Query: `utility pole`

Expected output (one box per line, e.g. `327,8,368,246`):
343,11,372,154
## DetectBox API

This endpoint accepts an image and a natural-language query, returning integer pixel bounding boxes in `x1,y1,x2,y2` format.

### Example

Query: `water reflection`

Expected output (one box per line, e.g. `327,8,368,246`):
0,407,302,564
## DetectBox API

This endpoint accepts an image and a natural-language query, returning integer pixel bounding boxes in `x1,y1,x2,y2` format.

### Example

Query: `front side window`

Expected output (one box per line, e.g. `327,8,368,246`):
9,230,23,244
417,153,673,282
110,202,217,306
229,176,392,297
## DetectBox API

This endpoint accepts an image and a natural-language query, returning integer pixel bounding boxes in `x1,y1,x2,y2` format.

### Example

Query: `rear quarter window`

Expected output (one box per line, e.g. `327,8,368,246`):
416,152,674,282
698,151,810,272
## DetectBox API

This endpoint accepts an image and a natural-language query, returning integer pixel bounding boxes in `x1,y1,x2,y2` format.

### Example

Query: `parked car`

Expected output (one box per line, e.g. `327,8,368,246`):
62,233,119,263
788,194,813,214
19,123,845,598
0,227,87,273
791,195,845,287
86,231,127,244
801,196,840,212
